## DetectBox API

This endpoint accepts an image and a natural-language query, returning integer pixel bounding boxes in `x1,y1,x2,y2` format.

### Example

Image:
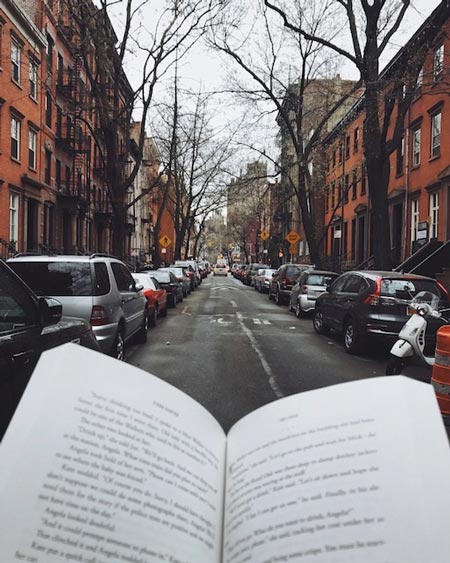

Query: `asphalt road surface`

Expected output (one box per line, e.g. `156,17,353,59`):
127,273,431,432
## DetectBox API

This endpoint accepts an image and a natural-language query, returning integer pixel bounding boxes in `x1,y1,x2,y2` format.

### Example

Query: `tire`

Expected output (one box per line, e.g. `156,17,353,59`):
171,294,177,308
343,319,363,354
149,306,158,328
112,326,125,360
295,300,306,318
275,289,282,305
313,309,330,334
136,310,149,343
386,354,407,375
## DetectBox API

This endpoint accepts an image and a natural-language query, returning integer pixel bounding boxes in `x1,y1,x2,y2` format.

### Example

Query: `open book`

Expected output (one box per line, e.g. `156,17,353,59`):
1,344,450,563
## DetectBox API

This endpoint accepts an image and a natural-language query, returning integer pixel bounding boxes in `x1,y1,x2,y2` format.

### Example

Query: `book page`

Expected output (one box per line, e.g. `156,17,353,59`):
0,344,226,563
223,376,450,563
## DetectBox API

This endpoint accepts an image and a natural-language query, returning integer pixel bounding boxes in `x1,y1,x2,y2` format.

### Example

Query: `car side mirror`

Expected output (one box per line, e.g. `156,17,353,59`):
326,285,332,292
39,297,62,326
134,282,144,292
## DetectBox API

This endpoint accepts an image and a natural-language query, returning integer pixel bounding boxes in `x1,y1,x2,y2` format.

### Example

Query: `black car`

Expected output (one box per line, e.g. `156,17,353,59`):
312,270,449,354
269,263,311,304
151,270,183,307
0,259,100,440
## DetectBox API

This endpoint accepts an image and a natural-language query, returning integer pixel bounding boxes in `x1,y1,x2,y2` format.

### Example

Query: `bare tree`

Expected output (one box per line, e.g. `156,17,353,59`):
61,0,226,259
264,0,450,269
208,0,360,267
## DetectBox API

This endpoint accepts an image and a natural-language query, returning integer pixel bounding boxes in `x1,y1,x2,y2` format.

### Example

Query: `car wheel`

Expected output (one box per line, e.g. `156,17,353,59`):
275,289,282,305
161,305,168,317
112,326,125,360
149,306,158,328
343,319,363,354
136,310,149,343
313,309,330,334
295,300,306,318
179,292,183,303
171,294,177,308
386,354,406,375
268,289,273,300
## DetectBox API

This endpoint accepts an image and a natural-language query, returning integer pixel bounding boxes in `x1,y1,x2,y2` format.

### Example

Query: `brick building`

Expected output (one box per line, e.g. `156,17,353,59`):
323,4,450,274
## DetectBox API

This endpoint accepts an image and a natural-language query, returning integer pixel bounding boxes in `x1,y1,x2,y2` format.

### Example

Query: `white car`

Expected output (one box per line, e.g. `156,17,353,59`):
213,263,228,276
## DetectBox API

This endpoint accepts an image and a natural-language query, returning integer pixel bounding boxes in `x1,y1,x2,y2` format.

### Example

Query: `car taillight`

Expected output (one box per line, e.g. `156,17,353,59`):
186,271,193,277
364,276,382,306
90,305,109,326
301,285,308,294
280,278,286,287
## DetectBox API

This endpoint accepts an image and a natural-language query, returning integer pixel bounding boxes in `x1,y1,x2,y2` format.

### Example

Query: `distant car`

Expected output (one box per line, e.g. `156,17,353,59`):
173,260,201,289
269,263,311,304
254,268,276,293
197,261,209,279
313,270,449,354
0,259,101,440
243,263,269,286
8,254,148,360
159,267,191,297
289,270,339,317
151,270,183,307
132,273,168,326
213,263,228,276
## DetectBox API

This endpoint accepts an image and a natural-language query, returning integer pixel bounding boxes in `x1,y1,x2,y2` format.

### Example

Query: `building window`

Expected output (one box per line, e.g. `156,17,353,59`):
429,192,439,239
433,45,444,82
410,199,419,245
43,203,54,247
353,127,359,153
45,92,52,127
65,165,71,189
332,148,336,168
9,192,19,243
396,137,404,176
431,111,441,158
331,181,335,209
46,34,54,74
11,39,21,83
352,169,357,200
56,105,62,136
28,128,37,169
29,59,38,100
11,115,21,160
45,149,52,184
415,67,423,94
344,174,349,204
57,53,63,84
345,134,350,160
361,164,366,195
412,128,421,167
55,159,61,189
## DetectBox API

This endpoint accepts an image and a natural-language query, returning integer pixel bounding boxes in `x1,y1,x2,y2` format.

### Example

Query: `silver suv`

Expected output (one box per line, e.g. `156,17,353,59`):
8,254,148,360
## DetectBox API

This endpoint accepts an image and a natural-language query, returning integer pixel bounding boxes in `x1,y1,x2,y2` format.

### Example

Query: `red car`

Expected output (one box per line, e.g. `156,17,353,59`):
132,273,167,326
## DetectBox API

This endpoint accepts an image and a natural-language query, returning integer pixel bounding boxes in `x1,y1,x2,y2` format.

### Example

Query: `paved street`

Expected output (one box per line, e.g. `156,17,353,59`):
127,274,431,432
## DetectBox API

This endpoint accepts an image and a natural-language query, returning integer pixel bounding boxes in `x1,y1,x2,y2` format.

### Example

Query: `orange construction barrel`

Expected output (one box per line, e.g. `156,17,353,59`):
431,325,450,423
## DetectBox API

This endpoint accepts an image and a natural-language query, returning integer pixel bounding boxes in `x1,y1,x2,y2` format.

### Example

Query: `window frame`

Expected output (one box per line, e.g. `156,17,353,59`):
410,198,419,247
430,111,441,159
9,192,19,244
10,114,21,160
29,58,38,100
429,191,439,239
412,127,421,167
11,38,21,84
433,44,444,82
28,127,37,170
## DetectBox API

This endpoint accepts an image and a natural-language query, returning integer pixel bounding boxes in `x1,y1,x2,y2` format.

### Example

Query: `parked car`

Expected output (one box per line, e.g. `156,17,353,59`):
312,270,449,354
151,270,183,307
159,267,191,297
173,260,201,289
8,254,148,360
243,263,270,286
197,261,209,279
254,268,276,293
132,272,168,326
289,270,339,317
0,259,101,440
213,262,228,276
269,263,311,304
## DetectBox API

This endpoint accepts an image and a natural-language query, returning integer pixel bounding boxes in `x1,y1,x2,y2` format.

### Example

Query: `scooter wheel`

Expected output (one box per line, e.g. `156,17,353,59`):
386,354,406,375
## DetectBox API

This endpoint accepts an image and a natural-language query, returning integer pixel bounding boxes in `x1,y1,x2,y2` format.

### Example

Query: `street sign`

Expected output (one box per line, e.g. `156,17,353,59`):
285,230,301,244
260,230,270,240
159,235,172,248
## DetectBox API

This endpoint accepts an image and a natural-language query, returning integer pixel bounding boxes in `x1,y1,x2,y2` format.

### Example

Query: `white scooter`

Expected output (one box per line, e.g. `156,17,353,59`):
386,291,450,375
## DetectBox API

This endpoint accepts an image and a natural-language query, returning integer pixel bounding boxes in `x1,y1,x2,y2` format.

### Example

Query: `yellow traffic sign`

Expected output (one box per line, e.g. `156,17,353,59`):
159,235,172,248
260,230,270,240
285,230,301,244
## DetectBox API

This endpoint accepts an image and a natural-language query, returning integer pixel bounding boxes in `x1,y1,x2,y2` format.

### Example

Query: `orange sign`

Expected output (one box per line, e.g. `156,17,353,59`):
260,230,270,240
159,235,172,248
285,230,301,244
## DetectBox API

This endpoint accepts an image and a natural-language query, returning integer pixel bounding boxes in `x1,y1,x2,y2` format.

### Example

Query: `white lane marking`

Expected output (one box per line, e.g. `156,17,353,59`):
182,307,191,315
236,312,284,399
262,319,271,325
230,300,238,307
254,318,261,325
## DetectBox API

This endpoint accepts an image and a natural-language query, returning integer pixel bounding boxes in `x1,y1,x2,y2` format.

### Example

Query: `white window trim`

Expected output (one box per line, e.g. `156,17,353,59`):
11,39,21,84
431,112,441,158
28,128,37,169
9,192,19,243
434,45,444,82
410,199,419,244
412,128,421,167
11,115,21,160
429,192,439,239
29,59,38,100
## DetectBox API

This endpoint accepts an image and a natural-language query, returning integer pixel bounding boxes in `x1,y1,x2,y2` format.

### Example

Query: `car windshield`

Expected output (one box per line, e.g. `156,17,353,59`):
380,278,447,302
306,274,336,286
10,262,93,297
152,271,171,283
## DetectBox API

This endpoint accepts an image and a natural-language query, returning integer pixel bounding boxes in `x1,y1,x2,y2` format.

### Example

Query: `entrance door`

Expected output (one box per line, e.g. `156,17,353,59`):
26,199,38,252
392,203,403,266
357,215,366,265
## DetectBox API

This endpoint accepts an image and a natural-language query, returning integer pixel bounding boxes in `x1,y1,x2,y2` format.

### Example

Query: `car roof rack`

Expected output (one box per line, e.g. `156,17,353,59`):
89,253,120,260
